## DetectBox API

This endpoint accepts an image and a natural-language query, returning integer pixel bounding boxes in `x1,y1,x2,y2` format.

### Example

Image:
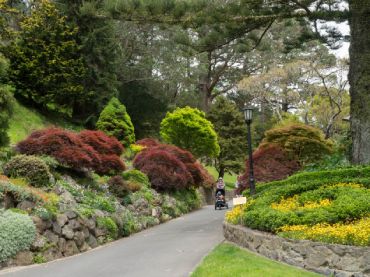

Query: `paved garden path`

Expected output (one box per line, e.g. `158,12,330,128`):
1,205,227,277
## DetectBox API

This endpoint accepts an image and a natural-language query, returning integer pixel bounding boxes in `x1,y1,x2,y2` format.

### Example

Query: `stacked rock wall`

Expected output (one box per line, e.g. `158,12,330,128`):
224,222,370,277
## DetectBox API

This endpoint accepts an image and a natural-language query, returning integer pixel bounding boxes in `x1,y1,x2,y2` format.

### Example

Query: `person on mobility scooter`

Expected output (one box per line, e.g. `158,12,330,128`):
215,177,228,210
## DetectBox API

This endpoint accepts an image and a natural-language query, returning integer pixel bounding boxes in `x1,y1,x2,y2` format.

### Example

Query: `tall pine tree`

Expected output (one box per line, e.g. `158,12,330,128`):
207,97,247,177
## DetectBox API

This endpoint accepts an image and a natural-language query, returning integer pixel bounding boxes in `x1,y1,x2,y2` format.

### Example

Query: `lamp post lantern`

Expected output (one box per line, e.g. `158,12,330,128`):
243,104,256,195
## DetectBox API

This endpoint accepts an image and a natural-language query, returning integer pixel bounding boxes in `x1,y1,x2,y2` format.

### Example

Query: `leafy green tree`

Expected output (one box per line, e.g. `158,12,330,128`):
207,97,247,177
0,54,13,147
160,106,220,158
96,97,135,147
7,0,85,116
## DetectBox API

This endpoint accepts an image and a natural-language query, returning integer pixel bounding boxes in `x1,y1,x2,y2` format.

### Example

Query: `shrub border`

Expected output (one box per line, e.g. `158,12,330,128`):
223,222,370,276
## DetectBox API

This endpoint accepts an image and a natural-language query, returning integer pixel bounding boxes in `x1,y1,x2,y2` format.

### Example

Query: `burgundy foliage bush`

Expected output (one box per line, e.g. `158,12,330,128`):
136,138,160,148
17,127,125,175
237,144,300,194
79,130,124,156
133,143,213,190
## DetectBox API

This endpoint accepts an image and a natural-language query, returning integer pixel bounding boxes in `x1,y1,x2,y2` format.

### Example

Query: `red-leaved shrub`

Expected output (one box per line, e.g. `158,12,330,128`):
156,144,195,164
134,148,193,190
136,138,160,148
133,143,213,190
96,154,126,175
237,144,300,194
79,130,124,156
16,127,125,175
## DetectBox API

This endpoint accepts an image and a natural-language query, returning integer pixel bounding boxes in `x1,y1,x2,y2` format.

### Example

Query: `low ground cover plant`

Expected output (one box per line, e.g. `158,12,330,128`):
0,209,36,262
227,167,370,246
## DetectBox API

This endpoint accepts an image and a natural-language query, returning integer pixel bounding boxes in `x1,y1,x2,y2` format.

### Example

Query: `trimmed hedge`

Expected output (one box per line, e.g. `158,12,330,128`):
3,155,52,187
241,167,370,233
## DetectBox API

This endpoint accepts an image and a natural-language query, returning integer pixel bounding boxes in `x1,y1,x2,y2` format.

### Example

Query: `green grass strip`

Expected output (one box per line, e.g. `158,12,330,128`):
192,243,321,277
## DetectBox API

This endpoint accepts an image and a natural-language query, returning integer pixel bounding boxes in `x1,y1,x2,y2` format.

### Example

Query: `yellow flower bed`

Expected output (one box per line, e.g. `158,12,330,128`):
279,217,370,246
271,195,331,212
326,183,364,189
226,201,254,225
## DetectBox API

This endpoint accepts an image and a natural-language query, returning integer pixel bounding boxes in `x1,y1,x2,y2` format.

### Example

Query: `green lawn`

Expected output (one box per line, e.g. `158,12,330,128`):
206,166,237,191
8,101,81,145
191,243,321,277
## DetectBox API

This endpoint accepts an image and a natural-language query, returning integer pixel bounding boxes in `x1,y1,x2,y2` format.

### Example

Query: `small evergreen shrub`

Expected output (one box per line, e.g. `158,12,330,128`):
0,209,36,262
96,97,135,147
122,169,150,188
3,155,53,187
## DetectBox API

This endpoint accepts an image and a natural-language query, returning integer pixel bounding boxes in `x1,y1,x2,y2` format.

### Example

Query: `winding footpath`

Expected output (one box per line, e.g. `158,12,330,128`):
0,205,227,277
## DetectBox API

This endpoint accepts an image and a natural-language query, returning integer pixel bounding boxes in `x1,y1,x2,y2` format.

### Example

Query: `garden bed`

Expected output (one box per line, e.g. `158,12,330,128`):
225,167,370,276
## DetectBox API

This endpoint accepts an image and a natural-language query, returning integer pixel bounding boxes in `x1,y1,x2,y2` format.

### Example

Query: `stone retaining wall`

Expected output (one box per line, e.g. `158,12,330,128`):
223,222,370,277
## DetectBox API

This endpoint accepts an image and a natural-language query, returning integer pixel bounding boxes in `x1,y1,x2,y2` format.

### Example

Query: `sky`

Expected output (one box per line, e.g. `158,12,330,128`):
331,22,350,58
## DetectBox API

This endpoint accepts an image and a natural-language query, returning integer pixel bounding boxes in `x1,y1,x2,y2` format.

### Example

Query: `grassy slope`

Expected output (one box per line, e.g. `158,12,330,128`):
206,166,237,191
192,243,321,277
8,101,81,145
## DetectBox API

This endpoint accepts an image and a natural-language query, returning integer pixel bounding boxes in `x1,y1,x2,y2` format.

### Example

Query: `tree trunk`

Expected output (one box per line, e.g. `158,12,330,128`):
349,1,370,164
218,167,225,178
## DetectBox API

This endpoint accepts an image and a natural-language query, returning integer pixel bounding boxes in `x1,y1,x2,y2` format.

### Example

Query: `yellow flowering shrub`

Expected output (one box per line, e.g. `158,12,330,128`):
271,195,331,212
278,217,370,246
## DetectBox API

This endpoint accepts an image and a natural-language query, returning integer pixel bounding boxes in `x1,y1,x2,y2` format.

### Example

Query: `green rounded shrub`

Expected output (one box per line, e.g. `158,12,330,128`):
96,97,135,147
3,155,53,187
160,106,220,158
0,209,36,262
122,169,150,188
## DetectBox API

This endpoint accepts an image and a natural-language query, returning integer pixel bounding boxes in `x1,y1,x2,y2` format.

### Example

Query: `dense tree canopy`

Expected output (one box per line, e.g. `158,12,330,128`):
0,54,13,147
6,0,85,116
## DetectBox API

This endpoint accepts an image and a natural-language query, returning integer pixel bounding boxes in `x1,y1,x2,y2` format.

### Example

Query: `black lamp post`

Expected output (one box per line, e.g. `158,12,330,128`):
243,104,256,195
